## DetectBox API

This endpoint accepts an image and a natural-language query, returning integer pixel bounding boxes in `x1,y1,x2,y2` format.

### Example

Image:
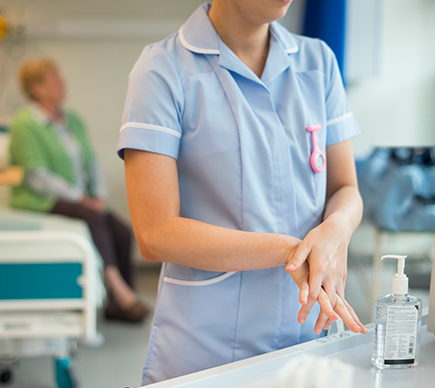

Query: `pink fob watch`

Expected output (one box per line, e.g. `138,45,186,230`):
307,124,326,173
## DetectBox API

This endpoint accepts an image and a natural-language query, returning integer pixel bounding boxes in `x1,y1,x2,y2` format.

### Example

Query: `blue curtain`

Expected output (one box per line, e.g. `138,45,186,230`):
303,0,347,79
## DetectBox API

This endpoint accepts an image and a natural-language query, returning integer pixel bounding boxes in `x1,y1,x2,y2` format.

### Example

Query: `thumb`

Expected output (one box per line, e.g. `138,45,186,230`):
285,243,309,272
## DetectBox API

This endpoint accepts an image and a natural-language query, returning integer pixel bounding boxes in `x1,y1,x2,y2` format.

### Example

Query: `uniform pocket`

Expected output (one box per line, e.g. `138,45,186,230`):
163,271,237,286
143,270,241,382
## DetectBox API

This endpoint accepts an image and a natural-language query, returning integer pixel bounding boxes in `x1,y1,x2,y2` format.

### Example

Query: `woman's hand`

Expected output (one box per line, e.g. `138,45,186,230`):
286,256,338,328
80,196,106,213
298,289,367,334
285,215,350,319
286,140,363,320
285,245,367,334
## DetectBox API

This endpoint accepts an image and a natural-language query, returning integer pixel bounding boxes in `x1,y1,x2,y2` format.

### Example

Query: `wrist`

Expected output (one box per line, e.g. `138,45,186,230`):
283,237,301,266
323,213,353,244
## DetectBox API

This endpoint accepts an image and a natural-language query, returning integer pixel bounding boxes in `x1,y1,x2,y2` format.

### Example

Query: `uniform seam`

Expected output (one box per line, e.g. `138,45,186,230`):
274,269,285,349
231,271,243,362
272,107,286,235
204,54,244,231
142,263,167,385
158,43,186,125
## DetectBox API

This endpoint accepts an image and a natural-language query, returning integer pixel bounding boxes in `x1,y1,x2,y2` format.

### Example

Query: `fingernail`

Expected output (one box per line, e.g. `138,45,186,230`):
287,263,295,270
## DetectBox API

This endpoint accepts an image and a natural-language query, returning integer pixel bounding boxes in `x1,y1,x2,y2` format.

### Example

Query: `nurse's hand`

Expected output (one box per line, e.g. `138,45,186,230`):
285,216,349,317
285,247,367,334
301,292,367,334
285,258,337,327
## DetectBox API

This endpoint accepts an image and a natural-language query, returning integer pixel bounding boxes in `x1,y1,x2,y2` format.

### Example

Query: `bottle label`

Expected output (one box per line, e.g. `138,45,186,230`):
384,305,418,364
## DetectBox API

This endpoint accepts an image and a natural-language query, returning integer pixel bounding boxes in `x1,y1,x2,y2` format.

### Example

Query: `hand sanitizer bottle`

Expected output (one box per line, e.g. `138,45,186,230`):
372,255,422,369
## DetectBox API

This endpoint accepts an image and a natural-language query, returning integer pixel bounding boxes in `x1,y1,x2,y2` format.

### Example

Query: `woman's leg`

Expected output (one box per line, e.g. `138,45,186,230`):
51,202,118,266
51,202,148,321
106,212,134,288
104,265,137,309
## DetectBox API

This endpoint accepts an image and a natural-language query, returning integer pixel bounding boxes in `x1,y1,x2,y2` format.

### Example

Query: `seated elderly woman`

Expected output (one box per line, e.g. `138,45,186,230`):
9,58,148,323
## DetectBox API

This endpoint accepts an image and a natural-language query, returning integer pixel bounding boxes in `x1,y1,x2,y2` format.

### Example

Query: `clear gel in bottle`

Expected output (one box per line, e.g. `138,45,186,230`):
372,255,422,369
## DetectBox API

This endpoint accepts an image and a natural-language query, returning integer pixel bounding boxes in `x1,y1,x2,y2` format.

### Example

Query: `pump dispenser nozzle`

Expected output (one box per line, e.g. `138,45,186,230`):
381,255,408,294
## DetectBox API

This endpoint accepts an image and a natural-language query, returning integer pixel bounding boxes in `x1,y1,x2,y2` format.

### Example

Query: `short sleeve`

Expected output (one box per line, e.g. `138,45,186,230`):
320,41,360,147
117,44,184,160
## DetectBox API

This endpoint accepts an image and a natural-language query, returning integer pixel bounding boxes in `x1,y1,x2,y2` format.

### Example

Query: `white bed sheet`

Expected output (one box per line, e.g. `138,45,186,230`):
0,208,106,307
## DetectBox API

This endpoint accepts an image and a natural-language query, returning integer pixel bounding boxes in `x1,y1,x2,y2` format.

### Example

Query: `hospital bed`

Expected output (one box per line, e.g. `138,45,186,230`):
0,208,105,388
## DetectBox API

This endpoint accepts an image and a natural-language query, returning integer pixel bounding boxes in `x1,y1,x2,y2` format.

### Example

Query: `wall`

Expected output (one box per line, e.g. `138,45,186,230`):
0,1,306,263
1,0,434,260
0,0,205,221
347,0,435,257
348,0,435,156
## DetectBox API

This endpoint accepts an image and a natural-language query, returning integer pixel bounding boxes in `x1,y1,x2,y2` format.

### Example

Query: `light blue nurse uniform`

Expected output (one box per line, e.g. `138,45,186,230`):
117,3,360,385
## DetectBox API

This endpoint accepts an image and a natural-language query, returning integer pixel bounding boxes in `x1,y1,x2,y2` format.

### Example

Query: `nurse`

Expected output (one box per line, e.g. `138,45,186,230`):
117,0,367,384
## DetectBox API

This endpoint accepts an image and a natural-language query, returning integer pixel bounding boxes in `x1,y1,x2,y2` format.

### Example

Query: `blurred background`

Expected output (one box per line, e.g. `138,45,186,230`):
0,1,434,388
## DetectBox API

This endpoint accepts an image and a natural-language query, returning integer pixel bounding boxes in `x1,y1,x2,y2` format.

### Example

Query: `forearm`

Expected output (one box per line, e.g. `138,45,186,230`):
323,185,363,242
136,216,300,272
286,139,363,304
125,149,300,272
322,140,363,241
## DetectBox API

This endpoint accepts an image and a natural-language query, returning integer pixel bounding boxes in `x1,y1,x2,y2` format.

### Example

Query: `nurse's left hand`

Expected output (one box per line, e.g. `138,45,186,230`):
285,256,338,323
285,259,365,334
312,293,367,334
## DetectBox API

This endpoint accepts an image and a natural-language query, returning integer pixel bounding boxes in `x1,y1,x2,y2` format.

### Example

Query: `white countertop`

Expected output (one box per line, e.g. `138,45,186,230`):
145,314,435,388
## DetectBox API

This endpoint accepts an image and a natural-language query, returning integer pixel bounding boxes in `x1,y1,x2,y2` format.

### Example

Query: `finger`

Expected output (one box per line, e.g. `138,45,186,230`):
308,274,324,305
333,295,361,333
344,299,368,334
335,272,346,301
323,318,334,331
314,310,329,335
322,278,337,309
317,289,339,321
298,297,316,324
335,284,345,302
299,282,309,305
285,243,310,272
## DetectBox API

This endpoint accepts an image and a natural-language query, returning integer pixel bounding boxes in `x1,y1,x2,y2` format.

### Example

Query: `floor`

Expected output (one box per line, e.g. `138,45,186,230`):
1,255,431,388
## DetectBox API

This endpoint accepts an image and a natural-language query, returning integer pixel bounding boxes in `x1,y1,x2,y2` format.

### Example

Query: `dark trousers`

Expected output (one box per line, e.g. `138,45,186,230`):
51,202,133,288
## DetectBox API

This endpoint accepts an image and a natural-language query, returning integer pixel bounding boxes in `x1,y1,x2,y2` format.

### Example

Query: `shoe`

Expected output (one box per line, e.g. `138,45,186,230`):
105,299,150,323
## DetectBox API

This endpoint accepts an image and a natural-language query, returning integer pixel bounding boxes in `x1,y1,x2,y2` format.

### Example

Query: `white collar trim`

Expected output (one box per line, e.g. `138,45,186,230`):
179,25,220,55
179,24,299,56
285,45,299,54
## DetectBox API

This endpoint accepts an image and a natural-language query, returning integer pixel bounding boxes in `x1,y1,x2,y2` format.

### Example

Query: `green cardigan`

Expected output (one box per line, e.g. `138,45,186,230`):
9,106,96,212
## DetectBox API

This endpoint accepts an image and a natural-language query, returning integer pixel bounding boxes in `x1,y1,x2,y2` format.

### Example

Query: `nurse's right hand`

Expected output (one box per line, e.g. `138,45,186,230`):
285,255,365,334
